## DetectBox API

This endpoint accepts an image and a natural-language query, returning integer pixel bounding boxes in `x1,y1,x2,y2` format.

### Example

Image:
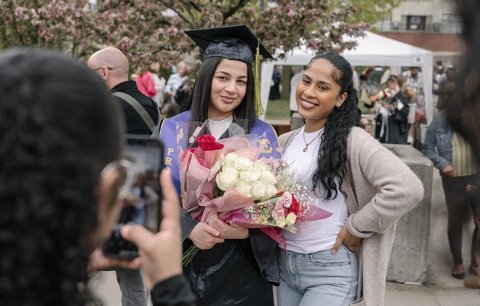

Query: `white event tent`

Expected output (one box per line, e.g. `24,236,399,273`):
261,31,434,123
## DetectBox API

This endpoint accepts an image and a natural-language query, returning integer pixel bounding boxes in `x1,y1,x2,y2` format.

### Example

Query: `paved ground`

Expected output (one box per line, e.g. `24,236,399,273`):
90,171,480,306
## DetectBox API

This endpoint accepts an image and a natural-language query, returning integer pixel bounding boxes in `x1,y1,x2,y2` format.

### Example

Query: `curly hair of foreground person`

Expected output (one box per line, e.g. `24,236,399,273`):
0,49,123,305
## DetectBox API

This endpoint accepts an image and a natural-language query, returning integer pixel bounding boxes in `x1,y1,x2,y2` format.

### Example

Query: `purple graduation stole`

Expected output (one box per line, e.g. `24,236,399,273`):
158,110,281,195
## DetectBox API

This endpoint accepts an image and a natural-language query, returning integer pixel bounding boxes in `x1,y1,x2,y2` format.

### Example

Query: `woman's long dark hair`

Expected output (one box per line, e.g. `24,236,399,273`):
309,53,361,200
0,49,123,305
184,57,256,131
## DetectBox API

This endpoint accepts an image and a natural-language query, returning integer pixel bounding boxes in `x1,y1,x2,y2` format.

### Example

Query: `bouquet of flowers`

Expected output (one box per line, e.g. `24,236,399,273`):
179,131,331,265
179,134,254,220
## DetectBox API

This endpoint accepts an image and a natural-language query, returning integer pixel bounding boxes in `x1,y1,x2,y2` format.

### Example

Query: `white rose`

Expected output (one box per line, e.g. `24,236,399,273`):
240,167,262,183
235,156,253,171
223,153,239,168
251,182,267,199
216,167,239,191
285,212,297,226
253,160,268,169
260,169,277,185
264,184,278,198
235,180,252,197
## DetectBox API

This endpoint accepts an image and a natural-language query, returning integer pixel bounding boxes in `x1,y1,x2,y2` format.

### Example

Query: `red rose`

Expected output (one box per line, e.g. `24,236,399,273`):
197,134,224,151
288,195,301,215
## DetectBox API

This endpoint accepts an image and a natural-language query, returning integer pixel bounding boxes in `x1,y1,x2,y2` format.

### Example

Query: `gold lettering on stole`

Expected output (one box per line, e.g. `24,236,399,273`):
165,147,175,165
258,139,272,154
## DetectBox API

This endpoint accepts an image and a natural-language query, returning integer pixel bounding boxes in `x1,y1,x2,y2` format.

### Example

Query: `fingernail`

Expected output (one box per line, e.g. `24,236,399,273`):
331,250,336,255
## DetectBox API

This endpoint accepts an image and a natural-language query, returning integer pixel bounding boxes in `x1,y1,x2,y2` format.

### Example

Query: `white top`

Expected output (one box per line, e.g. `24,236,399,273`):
164,72,187,103
152,73,166,106
282,127,349,253
207,116,234,140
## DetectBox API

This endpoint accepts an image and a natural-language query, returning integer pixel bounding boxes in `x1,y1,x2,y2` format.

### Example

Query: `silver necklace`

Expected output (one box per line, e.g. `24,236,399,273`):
302,130,321,152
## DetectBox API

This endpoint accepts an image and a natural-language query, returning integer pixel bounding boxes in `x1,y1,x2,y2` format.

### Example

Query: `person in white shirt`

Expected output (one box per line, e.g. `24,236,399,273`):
278,53,423,306
164,61,188,104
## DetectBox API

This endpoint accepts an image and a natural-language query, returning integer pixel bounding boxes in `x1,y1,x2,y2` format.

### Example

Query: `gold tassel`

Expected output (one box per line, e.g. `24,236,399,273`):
254,40,263,117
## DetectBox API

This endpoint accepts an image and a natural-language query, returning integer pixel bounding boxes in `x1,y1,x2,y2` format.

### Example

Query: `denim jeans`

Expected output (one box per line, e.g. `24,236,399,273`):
116,269,147,306
278,245,358,306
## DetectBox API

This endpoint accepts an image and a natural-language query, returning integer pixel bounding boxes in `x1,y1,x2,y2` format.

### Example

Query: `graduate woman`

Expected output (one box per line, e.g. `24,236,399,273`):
278,53,424,306
159,25,281,306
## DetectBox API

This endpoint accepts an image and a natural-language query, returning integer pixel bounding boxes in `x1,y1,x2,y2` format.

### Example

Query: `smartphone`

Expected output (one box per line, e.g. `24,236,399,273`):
102,135,164,259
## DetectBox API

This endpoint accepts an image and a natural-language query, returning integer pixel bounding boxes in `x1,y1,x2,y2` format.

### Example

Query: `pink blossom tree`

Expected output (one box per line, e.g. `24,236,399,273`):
0,0,369,68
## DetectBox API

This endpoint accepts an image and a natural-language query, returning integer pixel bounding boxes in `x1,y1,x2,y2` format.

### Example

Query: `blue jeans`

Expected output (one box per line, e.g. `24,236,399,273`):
278,245,358,306
116,269,147,306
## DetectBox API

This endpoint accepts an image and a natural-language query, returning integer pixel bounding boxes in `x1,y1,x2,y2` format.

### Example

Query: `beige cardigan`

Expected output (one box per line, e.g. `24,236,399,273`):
279,127,424,306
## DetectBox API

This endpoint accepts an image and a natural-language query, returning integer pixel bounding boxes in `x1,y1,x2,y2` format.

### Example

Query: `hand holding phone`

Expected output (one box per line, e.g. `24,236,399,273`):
121,168,183,289
89,168,181,282
102,135,164,259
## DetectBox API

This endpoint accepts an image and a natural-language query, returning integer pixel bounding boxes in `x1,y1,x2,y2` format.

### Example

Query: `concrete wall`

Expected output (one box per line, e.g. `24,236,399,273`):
383,144,433,283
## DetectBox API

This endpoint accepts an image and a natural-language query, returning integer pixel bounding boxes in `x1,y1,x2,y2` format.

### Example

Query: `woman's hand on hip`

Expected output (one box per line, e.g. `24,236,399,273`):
188,222,224,250
332,227,362,255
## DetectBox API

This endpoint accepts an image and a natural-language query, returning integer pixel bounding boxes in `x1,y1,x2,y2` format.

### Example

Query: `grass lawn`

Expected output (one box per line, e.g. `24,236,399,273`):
264,99,290,124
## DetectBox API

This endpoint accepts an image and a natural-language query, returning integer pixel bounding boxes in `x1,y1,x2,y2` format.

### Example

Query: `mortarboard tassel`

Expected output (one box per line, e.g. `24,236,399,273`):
254,40,263,117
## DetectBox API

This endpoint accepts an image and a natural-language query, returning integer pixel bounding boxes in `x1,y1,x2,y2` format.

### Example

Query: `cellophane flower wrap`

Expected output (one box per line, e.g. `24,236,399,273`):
178,125,331,265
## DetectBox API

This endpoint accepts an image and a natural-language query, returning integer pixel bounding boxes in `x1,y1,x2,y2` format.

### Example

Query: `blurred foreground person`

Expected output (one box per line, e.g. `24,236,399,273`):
0,48,195,306
450,0,480,162
451,0,480,289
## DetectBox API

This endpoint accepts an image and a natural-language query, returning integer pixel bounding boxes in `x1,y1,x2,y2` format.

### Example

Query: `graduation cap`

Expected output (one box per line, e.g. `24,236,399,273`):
184,24,273,65
184,24,271,116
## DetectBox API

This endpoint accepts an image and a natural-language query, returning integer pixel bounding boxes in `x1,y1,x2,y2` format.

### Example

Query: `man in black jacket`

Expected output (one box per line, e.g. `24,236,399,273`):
88,47,158,135
88,47,157,306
